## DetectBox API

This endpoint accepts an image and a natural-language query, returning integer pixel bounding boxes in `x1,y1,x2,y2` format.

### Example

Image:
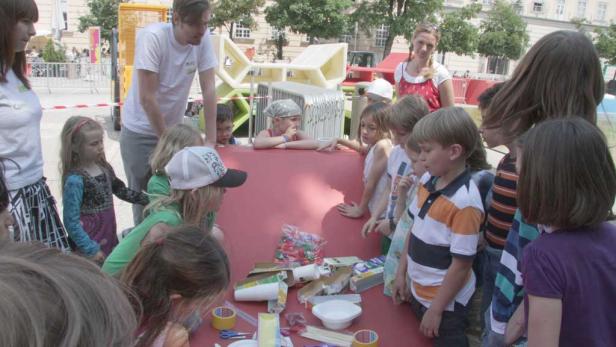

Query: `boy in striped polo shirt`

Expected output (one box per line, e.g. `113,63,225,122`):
392,107,484,346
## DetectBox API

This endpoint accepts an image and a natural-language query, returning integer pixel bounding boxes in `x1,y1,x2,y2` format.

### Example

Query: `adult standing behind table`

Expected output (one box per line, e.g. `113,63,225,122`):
0,0,71,252
120,0,218,224
394,23,454,112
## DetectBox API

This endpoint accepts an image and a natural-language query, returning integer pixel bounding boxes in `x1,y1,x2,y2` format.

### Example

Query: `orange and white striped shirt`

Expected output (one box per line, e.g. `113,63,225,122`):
406,170,483,310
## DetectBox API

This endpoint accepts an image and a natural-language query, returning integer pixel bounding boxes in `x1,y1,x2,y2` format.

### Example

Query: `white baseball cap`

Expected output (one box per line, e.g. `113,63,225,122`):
366,78,393,102
165,147,247,190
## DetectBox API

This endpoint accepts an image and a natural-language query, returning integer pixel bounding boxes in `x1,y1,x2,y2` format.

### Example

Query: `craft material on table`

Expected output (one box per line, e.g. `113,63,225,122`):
275,224,326,265
224,300,258,327
308,294,362,306
211,306,237,331
311,300,362,330
292,263,321,283
352,329,379,347
350,256,386,293
219,330,252,340
258,313,283,347
324,257,363,269
300,325,354,347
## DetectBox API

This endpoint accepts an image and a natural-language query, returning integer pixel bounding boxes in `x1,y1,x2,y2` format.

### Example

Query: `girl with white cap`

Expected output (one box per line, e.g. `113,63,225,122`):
102,146,246,276
254,99,332,150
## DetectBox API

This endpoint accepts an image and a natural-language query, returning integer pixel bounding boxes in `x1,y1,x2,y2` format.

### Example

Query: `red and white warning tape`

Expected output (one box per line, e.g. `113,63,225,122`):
41,94,361,111
41,95,273,111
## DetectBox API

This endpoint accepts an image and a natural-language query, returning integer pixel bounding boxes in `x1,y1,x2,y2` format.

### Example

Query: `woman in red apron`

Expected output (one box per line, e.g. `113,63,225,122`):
394,23,454,112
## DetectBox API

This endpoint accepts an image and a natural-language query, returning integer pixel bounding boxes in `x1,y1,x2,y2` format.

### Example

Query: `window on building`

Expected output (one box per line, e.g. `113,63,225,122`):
487,56,509,75
270,28,285,41
60,0,68,30
374,25,389,48
339,34,353,44
233,22,251,39
577,0,587,18
533,0,543,13
555,0,565,17
597,2,607,22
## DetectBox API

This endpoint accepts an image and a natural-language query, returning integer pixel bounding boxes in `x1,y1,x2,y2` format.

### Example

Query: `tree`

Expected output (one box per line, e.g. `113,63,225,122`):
437,3,482,64
78,0,119,44
41,40,66,63
351,0,443,58
595,24,616,66
211,0,265,42
265,0,352,59
478,0,529,73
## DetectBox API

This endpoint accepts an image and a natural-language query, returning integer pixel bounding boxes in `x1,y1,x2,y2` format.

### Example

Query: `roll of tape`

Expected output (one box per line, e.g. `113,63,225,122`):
211,306,237,330
352,329,379,347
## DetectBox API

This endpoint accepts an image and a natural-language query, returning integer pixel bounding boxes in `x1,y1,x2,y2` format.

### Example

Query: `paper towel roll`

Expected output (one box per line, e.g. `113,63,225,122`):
234,282,280,301
293,264,321,282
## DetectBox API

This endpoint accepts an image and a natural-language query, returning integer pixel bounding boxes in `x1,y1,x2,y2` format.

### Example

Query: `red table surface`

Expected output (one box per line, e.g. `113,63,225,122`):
191,147,431,347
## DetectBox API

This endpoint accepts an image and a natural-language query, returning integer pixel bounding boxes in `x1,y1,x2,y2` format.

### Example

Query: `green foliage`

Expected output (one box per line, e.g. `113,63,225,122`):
595,24,616,66
211,0,265,31
78,0,119,44
265,0,353,42
351,0,443,57
477,0,529,60
438,4,481,58
41,40,66,62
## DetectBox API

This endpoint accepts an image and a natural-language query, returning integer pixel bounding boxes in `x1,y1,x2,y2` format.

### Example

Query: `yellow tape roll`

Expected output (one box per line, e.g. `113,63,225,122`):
352,329,379,347
211,306,237,330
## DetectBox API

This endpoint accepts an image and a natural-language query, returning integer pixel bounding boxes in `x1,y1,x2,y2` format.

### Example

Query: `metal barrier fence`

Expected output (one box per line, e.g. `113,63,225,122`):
28,62,112,93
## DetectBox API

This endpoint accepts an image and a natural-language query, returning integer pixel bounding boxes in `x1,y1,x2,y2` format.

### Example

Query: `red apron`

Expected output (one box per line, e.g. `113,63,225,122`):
398,70,442,112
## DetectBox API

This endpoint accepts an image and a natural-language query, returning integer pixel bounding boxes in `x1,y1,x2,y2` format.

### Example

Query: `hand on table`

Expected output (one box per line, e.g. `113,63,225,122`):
391,272,410,305
360,217,378,238
337,202,364,218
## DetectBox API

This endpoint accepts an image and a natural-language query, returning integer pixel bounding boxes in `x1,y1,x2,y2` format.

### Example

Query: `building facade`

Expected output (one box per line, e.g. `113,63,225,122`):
32,0,615,76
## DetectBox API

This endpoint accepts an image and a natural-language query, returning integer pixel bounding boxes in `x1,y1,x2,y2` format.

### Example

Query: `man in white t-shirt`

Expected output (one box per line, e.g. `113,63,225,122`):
120,0,218,224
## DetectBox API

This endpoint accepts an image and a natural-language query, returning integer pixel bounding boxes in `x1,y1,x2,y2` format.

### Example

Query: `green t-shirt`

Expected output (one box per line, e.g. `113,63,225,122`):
102,204,182,276
146,173,217,230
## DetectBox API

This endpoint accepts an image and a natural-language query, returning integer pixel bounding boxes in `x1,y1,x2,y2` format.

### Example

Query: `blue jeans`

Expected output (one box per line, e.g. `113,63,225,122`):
481,308,527,347
480,245,503,327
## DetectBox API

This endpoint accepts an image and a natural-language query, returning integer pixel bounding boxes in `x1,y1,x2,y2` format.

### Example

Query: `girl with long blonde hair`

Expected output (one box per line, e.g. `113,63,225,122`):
60,116,148,263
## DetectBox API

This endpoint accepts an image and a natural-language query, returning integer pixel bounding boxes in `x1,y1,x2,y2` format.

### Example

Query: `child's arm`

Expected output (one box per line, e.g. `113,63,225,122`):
338,140,391,218
254,127,298,149
420,257,474,338
526,295,561,347
333,138,366,153
111,174,149,206
62,175,104,261
361,178,391,237
391,228,412,304
505,302,526,345
393,175,415,222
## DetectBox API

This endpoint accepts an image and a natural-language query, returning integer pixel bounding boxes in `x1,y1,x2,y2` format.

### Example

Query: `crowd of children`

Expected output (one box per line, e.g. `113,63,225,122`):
1,2,615,344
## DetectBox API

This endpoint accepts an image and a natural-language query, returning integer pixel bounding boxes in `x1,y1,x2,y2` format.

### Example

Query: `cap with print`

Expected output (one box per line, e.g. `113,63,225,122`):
263,99,302,118
165,146,247,190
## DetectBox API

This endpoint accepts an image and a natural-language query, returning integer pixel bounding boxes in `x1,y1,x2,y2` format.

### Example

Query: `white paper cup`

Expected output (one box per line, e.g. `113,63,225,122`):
293,264,321,282
234,282,280,301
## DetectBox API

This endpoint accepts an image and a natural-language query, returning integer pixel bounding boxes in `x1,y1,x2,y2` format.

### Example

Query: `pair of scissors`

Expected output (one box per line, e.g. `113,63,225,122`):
219,330,251,340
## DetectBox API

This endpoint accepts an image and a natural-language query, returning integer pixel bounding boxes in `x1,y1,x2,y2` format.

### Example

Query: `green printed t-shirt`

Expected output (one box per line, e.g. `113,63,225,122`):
102,204,182,276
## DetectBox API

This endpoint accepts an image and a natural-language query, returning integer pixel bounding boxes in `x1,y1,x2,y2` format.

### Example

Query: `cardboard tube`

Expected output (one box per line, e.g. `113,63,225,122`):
293,264,321,282
234,282,280,301
352,329,379,347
